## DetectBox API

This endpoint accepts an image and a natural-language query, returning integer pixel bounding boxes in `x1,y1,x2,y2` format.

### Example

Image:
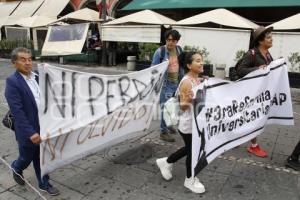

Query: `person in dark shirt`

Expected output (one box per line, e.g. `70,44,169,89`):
88,34,101,49
237,26,273,158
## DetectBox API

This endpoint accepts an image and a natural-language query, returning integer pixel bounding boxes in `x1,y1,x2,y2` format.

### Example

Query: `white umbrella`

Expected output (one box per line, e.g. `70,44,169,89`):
0,16,19,27
269,13,300,30
176,8,258,29
57,8,113,22
15,15,57,28
0,1,20,18
104,9,175,25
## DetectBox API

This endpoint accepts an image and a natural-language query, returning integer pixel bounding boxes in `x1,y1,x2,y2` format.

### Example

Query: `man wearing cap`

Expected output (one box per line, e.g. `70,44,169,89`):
237,26,273,157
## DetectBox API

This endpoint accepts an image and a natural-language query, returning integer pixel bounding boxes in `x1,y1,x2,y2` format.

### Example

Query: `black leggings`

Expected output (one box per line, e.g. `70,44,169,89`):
167,130,192,178
291,141,300,160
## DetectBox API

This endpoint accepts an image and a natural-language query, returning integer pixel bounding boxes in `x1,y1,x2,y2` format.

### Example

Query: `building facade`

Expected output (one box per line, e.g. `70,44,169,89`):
68,0,300,25
69,0,130,17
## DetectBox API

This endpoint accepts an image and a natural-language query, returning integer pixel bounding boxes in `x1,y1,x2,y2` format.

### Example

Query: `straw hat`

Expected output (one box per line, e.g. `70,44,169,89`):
252,26,273,43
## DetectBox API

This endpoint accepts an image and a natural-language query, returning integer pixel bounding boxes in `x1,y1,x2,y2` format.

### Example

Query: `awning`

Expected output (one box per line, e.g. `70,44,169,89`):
0,16,20,27
123,0,300,10
0,0,68,28
0,16,18,38
10,0,44,17
0,1,20,18
176,9,258,29
34,0,70,18
56,8,107,23
15,16,57,28
101,25,161,43
42,23,90,56
104,9,175,25
269,13,300,30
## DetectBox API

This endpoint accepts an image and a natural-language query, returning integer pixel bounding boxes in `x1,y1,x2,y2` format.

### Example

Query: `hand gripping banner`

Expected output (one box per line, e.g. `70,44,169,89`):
192,58,294,176
38,62,168,176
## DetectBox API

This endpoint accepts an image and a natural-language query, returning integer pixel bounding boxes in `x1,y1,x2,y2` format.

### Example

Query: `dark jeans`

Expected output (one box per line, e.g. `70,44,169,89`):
160,80,178,133
291,141,300,160
12,144,49,189
167,130,192,178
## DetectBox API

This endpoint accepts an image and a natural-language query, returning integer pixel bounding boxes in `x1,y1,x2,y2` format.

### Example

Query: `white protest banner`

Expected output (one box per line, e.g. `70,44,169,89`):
192,58,294,176
38,62,168,176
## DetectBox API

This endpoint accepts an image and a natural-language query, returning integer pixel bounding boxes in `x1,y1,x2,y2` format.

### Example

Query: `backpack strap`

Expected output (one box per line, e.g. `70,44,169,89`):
159,46,165,63
176,45,184,80
176,45,183,56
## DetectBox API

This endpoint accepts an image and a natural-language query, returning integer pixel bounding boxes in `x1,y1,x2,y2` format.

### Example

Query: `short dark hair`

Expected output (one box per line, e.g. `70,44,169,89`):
254,31,272,47
183,51,202,72
164,29,181,41
11,47,32,63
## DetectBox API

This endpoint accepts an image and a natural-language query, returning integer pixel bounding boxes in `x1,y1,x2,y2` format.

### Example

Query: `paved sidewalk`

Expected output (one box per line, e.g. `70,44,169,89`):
0,59,299,200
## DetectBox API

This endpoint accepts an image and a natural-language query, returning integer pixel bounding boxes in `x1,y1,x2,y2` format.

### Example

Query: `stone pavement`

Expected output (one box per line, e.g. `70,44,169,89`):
0,59,299,200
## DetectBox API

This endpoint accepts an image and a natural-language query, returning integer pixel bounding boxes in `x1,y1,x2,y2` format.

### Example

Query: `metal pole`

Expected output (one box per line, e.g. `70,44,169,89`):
101,0,107,66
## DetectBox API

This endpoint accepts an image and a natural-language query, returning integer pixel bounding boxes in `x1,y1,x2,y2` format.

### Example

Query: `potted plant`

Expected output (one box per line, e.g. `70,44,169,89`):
288,52,300,72
235,50,247,62
136,43,159,71
288,52,300,88
0,39,33,59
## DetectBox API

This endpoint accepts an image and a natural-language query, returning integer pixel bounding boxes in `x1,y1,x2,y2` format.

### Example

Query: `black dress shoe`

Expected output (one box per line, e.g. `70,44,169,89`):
285,157,300,171
12,170,25,185
40,185,60,196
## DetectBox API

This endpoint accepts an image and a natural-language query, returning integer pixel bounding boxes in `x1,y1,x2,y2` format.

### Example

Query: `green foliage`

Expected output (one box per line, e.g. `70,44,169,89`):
0,39,33,50
116,42,136,53
138,43,159,61
235,50,246,62
288,52,300,64
288,52,300,72
183,45,210,64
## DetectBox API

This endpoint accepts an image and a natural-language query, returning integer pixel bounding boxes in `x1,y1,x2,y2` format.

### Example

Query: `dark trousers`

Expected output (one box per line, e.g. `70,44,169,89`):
291,141,300,160
167,131,192,178
12,144,49,188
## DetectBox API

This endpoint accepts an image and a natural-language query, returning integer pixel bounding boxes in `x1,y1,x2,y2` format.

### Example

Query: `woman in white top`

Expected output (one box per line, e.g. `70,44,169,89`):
156,51,205,194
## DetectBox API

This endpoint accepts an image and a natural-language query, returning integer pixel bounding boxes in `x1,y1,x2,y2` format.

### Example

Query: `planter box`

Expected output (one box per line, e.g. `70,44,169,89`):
288,72,300,88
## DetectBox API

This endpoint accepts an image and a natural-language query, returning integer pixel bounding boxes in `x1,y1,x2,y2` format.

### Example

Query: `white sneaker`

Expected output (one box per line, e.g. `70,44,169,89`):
156,157,173,181
184,176,205,194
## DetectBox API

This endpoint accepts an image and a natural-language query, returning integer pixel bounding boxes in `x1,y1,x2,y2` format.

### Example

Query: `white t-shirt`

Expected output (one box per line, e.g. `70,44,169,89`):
178,75,201,134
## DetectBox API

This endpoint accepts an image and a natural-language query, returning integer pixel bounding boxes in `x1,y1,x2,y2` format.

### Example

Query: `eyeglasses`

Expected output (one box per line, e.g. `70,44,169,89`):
166,38,177,43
